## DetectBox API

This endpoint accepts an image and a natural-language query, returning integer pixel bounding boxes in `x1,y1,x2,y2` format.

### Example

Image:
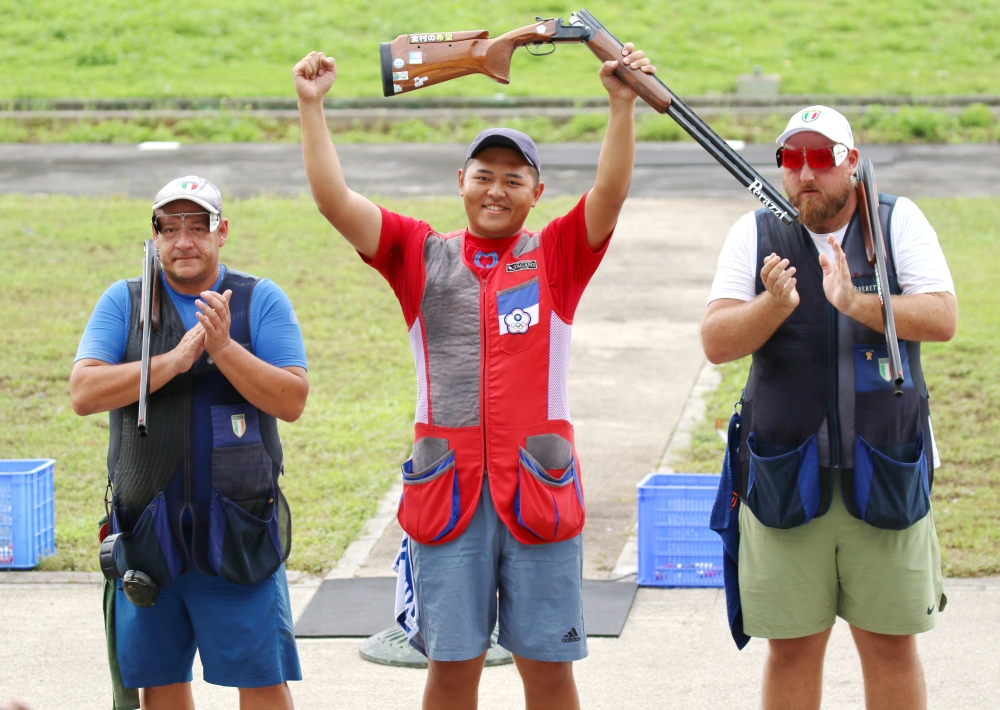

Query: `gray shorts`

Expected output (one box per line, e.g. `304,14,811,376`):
408,477,587,662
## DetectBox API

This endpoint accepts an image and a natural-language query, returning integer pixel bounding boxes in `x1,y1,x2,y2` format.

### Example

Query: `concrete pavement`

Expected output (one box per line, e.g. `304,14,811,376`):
3,576,999,709
3,142,1000,200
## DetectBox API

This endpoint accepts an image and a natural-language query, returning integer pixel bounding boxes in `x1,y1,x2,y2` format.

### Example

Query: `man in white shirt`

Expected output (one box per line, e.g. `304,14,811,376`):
702,106,957,710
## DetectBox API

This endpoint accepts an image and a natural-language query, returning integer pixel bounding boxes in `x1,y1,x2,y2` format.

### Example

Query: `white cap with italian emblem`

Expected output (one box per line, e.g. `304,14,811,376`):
152,175,223,216
776,105,855,149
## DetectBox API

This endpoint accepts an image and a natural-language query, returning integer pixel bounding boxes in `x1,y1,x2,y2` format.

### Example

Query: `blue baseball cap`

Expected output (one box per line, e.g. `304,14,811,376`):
466,128,541,174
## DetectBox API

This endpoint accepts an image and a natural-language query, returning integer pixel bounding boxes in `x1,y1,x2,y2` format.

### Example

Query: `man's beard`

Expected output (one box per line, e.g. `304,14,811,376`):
785,173,853,231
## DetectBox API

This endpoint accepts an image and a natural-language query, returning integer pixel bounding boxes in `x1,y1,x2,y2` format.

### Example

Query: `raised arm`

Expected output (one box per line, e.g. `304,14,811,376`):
584,42,655,251
294,52,382,260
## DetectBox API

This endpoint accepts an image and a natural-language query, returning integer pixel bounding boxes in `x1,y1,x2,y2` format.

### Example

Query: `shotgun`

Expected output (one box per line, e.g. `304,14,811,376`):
380,8,798,224
137,238,161,435
856,157,904,396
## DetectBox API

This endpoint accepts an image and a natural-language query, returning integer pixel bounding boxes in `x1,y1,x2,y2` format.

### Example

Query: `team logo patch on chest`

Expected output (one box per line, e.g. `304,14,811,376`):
497,279,539,335
506,259,537,273
231,414,246,438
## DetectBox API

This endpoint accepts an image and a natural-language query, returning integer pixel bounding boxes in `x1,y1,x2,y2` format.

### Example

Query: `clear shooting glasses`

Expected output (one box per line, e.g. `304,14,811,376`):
151,210,221,238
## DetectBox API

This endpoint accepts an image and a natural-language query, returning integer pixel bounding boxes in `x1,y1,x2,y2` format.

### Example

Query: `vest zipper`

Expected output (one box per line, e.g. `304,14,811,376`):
827,303,842,471
183,374,193,512
479,274,489,476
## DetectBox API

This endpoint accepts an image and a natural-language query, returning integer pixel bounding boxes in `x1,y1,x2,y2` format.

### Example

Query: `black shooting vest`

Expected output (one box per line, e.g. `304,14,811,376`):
107,268,291,586
737,194,934,531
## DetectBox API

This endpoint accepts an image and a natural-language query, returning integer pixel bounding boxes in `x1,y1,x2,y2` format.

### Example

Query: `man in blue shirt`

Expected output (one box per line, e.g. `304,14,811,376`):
70,176,308,710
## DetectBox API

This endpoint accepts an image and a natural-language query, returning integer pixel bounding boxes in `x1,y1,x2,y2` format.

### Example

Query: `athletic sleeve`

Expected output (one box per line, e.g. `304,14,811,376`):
541,192,611,320
889,198,956,297
75,280,131,365
707,211,759,304
363,207,430,325
249,279,308,370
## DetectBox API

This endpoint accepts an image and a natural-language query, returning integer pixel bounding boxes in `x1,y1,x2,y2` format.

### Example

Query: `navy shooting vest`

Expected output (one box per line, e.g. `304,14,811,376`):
737,194,933,531
106,268,291,587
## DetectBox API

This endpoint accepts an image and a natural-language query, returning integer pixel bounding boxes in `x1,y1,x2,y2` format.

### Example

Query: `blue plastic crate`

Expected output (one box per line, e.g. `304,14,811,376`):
0,459,56,569
637,472,723,587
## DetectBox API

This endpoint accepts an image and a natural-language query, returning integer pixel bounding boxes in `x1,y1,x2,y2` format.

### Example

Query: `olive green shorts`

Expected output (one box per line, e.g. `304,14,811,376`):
738,478,945,639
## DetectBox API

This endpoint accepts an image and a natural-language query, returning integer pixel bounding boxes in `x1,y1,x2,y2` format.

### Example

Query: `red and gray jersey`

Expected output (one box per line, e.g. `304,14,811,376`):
366,195,609,545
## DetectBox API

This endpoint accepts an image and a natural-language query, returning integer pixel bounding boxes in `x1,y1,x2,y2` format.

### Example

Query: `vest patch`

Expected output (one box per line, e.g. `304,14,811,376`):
497,281,539,335
506,259,537,273
232,413,246,438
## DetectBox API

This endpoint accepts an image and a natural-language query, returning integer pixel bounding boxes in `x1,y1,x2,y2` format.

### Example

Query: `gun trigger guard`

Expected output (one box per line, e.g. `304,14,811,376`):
526,43,555,56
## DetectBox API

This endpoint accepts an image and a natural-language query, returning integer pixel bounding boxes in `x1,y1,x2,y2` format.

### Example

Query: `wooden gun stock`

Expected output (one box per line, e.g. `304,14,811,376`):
380,20,589,96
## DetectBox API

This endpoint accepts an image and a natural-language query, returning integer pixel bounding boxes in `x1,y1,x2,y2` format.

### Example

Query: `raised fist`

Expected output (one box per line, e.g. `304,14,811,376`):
294,51,337,104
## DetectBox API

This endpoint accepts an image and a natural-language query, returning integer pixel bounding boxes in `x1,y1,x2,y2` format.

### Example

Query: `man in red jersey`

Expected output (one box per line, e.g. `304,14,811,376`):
294,44,655,710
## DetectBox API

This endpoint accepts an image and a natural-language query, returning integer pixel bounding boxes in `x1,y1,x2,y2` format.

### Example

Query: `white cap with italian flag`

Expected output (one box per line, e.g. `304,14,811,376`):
776,105,855,149
152,175,222,215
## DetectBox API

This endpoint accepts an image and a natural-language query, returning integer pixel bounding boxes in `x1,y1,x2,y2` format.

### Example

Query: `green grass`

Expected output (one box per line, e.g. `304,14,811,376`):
670,198,1000,577
0,192,578,574
4,104,1000,145
1,1,999,99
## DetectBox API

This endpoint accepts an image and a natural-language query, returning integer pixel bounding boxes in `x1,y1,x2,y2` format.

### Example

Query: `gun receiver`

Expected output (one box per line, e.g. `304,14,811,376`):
380,9,798,225
856,158,904,396
137,239,161,436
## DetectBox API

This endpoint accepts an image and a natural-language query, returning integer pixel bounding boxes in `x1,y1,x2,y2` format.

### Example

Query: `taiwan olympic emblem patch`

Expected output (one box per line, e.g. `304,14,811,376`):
231,414,246,438
497,279,539,336
504,308,531,334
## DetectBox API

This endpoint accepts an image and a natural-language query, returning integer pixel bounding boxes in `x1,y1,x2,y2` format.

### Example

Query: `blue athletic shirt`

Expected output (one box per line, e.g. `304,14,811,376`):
75,265,307,370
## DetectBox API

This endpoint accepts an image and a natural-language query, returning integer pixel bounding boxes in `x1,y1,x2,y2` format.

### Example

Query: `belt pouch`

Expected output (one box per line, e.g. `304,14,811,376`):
745,433,821,528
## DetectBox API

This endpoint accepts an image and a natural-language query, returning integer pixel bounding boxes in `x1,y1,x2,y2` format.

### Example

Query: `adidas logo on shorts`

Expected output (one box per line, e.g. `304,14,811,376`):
561,627,581,643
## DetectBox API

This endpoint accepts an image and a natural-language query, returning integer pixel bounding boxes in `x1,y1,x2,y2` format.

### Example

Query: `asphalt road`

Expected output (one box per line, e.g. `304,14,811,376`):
2,142,998,200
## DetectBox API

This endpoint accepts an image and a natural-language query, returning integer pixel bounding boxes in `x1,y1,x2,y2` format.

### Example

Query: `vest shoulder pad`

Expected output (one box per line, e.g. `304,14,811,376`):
221,268,261,288
878,192,898,209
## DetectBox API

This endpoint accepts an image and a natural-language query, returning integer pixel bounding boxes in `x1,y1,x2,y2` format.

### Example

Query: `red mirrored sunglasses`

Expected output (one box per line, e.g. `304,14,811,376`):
776,144,848,170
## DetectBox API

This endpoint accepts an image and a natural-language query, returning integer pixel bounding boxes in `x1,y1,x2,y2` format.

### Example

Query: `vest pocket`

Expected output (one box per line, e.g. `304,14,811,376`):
211,443,274,516
208,485,283,585
113,492,181,588
208,404,283,584
745,434,820,529
398,447,461,543
851,435,929,530
513,445,584,543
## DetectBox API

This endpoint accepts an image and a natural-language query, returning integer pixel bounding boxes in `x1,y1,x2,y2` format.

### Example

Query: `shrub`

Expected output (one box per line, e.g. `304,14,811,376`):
959,103,993,129
561,112,608,140
895,106,952,142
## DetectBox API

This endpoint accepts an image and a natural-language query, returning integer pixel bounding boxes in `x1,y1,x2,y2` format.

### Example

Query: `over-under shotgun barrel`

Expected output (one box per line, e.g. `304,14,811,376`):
137,239,159,436
856,158,904,395
572,9,797,224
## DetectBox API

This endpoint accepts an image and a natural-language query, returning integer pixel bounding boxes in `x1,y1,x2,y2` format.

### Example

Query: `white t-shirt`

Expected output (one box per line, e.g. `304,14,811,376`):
707,197,955,304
